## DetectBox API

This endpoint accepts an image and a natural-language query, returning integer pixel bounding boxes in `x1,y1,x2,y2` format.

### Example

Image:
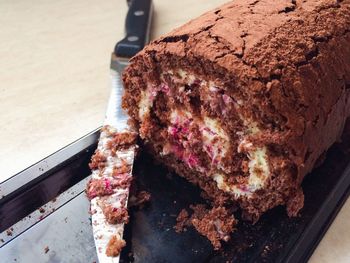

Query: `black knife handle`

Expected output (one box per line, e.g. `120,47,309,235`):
115,0,153,58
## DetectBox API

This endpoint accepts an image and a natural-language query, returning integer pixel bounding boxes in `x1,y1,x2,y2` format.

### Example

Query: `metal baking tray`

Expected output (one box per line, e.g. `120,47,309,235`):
0,126,349,263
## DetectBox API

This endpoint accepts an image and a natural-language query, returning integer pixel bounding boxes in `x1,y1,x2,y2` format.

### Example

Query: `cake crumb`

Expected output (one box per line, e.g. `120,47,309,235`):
44,246,49,254
89,151,107,170
90,209,97,215
174,209,190,232
111,132,137,148
106,236,126,257
129,191,151,208
191,205,237,250
86,178,114,199
112,159,131,176
102,205,129,224
6,229,13,236
175,205,237,250
39,207,45,213
128,252,134,260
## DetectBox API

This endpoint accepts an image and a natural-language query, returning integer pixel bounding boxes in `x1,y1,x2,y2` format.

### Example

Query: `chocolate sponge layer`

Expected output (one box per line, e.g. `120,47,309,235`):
122,0,350,221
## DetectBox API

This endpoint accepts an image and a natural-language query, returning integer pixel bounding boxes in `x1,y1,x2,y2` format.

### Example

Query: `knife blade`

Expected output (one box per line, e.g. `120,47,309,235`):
89,1,153,262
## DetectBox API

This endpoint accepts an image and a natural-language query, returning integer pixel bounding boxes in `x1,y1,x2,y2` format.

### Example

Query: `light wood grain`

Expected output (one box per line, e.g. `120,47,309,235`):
0,0,348,262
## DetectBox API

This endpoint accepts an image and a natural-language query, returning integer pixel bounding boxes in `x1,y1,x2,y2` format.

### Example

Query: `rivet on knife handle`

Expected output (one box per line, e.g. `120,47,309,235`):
114,0,153,58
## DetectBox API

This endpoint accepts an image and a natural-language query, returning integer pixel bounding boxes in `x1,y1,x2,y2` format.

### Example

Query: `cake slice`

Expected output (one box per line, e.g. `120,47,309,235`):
122,0,350,222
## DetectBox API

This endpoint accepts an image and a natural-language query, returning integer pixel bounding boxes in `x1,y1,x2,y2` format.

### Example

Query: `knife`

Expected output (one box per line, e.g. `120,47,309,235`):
88,1,153,262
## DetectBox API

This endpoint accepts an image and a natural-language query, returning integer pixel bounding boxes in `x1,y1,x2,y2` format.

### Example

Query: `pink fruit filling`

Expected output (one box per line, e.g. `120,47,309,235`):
163,112,228,173
164,122,203,171
139,74,241,178
86,178,114,199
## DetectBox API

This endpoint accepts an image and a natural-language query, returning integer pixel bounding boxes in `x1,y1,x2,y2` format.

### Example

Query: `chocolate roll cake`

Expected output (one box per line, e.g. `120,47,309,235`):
122,0,350,222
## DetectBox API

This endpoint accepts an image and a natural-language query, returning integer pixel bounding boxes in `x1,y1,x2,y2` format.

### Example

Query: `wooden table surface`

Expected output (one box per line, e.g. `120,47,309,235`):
0,0,349,262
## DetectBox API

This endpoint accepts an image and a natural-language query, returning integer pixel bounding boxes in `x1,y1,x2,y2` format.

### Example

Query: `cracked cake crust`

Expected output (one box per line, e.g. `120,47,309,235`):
122,0,350,222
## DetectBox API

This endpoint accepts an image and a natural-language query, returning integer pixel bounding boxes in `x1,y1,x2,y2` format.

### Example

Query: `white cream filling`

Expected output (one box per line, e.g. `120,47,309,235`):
167,110,230,165
248,147,270,188
176,69,196,84
138,88,153,120
170,109,192,122
138,70,197,120
203,117,229,141
213,147,270,198
246,121,260,135
202,117,230,166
